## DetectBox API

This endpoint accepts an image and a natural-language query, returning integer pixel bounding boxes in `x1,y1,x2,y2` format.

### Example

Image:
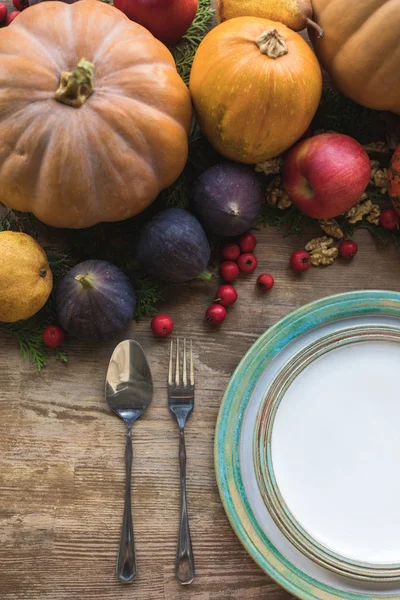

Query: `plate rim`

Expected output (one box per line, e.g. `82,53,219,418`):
255,325,400,582
214,290,400,600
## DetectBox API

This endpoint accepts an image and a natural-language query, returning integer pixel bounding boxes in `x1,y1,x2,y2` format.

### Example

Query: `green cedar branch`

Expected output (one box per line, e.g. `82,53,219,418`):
172,0,214,85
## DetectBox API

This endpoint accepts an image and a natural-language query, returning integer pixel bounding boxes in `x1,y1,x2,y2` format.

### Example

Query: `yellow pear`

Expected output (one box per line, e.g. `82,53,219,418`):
217,0,324,38
0,231,53,322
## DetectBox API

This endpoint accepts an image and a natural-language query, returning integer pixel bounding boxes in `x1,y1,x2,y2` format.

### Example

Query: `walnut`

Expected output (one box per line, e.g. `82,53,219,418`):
255,156,283,175
366,205,381,226
318,218,344,239
305,236,334,252
266,176,292,209
277,195,292,210
363,141,390,155
345,198,380,224
310,247,339,266
369,159,388,194
305,236,338,267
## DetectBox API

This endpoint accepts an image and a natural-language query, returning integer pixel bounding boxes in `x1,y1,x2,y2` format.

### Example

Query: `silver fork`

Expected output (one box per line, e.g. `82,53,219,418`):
168,338,195,585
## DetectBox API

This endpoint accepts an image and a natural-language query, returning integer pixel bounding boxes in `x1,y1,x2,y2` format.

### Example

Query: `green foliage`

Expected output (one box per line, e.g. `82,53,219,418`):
132,273,165,321
313,88,389,144
165,173,190,209
172,0,215,85
3,322,48,371
164,120,218,209
0,209,38,236
256,204,312,237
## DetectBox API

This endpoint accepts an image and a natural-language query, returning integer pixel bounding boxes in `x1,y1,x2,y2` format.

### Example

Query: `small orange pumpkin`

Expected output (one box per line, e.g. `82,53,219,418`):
190,17,322,164
389,145,400,216
0,0,192,228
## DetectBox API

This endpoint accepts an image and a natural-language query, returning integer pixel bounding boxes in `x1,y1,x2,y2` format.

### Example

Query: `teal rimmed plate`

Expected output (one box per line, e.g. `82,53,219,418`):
215,290,400,599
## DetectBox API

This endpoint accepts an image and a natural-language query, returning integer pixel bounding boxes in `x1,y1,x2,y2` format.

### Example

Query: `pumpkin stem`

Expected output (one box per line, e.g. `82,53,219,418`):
255,29,288,59
54,58,95,108
75,274,95,289
305,16,324,39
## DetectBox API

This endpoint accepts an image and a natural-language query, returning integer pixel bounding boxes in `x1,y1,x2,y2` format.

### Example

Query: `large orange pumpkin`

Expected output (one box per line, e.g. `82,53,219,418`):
190,17,322,164
309,0,400,113
0,1,192,228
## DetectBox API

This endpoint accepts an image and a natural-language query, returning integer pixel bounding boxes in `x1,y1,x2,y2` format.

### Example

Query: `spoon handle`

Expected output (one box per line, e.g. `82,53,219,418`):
116,423,136,583
176,427,195,585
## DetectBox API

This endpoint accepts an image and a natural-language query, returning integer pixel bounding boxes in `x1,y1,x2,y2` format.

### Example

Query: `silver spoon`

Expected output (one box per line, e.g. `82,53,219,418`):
105,340,153,583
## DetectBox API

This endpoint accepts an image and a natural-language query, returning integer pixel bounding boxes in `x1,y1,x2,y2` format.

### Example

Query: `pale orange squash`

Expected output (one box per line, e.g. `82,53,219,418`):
310,0,400,113
0,0,192,228
190,17,322,164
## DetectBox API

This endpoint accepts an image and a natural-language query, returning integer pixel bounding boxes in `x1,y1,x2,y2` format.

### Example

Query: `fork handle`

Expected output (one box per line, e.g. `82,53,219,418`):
116,423,136,583
176,428,195,585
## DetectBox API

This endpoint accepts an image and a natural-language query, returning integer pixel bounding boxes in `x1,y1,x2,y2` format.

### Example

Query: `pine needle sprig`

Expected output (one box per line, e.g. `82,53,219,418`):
313,88,386,144
1,320,48,371
256,203,311,237
55,349,68,364
17,329,47,371
131,273,165,321
172,0,214,85
0,208,38,236
44,245,74,281
165,173,190,209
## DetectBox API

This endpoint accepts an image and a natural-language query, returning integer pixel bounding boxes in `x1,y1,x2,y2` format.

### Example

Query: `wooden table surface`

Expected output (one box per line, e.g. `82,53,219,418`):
2,222,400,600
1,2,399,599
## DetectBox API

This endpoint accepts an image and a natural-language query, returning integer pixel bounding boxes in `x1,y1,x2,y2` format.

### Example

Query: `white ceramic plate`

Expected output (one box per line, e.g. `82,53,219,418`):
215,291,400,599
254,325,400,581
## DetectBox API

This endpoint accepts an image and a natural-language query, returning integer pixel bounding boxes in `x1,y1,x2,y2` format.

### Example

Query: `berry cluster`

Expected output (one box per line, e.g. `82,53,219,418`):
0,0,24,26
150,232,276,335
206,232,274,326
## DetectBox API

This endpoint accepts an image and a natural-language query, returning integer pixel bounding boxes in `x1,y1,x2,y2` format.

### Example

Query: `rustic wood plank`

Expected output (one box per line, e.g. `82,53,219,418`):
2,223,400,599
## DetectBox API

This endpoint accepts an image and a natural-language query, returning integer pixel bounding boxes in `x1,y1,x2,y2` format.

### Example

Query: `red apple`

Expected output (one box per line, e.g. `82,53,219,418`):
113,0,198,46
283,133,371,219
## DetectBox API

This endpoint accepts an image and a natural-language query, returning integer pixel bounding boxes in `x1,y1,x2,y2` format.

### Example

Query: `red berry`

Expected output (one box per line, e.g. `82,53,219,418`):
290,249,311,273
0,3,7,21
7,9,20,23
12,0,27,10
257,273,274,291
205,304,227,325
379,208,399,231
239,232,257,253
151,314,174,337
222,242,241,261
42,325,65,349
237,253,258,273
339,239,358,260
220,261,240,282
215,285,238,307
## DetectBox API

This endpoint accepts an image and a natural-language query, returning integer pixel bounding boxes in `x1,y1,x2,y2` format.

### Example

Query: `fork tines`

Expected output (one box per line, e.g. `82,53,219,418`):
168,338,194,387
